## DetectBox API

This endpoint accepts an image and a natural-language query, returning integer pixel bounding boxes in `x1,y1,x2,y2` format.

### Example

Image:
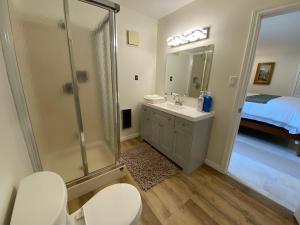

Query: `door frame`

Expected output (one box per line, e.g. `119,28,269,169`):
221,2,300,172
0,0,43,171
291,64,300,97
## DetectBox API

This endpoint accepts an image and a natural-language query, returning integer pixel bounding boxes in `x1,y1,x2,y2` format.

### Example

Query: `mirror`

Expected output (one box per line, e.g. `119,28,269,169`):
165,45,214,98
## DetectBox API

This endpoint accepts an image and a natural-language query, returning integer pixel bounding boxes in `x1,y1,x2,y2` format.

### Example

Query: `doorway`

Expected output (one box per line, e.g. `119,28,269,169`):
226,5,300,211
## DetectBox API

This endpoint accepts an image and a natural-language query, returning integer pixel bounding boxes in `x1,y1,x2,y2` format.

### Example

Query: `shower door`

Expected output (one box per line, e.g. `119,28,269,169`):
4,0,120,183
67,0,119,174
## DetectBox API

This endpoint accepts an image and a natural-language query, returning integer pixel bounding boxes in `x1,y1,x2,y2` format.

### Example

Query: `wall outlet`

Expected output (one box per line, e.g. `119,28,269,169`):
135,75,139,80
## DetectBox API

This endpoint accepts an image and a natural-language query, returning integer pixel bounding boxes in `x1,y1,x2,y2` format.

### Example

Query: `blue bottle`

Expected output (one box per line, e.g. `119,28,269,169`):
203,92,213,112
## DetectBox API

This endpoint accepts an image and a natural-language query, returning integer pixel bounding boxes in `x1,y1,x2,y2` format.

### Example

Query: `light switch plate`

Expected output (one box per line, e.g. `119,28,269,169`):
229,76,239,87
127,30,139,46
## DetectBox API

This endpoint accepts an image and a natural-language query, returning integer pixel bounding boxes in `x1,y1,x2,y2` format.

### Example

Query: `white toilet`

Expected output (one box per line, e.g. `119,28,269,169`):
10,171,142,225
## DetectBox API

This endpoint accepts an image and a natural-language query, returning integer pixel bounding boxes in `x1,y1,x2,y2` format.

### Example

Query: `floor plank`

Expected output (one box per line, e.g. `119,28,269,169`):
68,138,297,225
139,198,162,225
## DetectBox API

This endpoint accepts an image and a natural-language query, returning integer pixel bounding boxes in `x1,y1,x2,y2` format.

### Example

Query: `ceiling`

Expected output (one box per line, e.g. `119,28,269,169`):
9,0,108,30
257,10,300,55
114,0,195,19
10,0,196,28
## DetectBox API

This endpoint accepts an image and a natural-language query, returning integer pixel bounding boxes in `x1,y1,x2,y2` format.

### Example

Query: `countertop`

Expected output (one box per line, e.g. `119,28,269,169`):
143,101,214,122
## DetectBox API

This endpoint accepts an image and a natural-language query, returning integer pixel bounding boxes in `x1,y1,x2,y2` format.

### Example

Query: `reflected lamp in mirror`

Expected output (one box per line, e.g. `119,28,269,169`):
167,27,209,47
165,45,214,98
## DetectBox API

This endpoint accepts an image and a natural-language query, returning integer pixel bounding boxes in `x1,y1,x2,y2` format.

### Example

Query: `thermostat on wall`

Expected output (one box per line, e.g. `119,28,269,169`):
127,30,139,46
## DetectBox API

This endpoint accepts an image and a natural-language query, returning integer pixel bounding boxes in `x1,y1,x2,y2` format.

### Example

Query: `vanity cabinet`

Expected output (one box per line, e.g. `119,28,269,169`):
140,105,213,173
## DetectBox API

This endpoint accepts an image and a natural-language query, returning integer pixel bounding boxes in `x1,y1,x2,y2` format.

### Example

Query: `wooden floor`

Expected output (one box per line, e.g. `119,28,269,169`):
68,138,297,225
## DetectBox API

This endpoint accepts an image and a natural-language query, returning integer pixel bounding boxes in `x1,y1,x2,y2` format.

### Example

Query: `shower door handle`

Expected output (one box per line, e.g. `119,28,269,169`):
80,131,85,143
79,132,89,175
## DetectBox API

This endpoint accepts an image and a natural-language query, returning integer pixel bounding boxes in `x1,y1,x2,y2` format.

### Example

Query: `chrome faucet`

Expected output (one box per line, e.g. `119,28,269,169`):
172,93,184,106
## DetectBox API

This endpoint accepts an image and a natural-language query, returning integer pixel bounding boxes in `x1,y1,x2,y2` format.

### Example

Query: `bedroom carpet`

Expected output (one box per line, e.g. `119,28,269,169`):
228,132,300,211
121,142,179,191
234,137,300,180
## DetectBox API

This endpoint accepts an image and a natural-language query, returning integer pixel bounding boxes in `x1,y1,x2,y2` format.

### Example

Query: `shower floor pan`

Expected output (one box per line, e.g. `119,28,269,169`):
42,141,115,182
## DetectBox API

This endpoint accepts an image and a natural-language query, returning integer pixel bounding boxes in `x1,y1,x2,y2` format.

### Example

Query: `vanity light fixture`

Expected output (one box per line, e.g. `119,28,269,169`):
167,27,209,47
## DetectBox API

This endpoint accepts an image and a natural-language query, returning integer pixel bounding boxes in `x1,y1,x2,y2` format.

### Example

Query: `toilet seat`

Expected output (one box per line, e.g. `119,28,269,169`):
82,183,142,225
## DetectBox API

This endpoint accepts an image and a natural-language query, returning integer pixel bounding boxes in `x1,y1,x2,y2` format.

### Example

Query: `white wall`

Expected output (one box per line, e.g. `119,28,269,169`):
0,42,33,224
248,54,300,96
156,0,298,168
117,6,157,140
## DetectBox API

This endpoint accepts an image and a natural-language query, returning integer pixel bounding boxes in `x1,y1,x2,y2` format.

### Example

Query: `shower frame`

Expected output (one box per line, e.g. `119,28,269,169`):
0,0,122,186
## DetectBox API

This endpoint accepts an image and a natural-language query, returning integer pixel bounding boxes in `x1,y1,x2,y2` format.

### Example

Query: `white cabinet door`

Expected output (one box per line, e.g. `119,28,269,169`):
159,116,174,157
172,130,191,167
141,107,152,141
150,111,160,148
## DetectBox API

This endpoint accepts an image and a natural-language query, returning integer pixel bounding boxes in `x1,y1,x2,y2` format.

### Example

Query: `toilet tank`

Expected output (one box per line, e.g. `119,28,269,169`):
10,171,68,225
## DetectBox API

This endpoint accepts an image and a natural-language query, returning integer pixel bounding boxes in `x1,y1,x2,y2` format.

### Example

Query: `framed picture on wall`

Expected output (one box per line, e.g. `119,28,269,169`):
254,62,275,85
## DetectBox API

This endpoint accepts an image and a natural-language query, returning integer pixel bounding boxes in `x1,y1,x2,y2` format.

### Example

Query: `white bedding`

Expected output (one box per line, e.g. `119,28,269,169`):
242,95,300,134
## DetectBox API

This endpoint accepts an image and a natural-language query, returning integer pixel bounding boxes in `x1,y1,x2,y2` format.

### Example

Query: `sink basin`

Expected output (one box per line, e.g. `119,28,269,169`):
157,102,184,110
165,102,184,110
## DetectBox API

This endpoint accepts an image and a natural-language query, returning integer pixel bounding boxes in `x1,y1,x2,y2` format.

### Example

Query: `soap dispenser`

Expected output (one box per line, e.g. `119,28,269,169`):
197,91,205,112
203,92,213,112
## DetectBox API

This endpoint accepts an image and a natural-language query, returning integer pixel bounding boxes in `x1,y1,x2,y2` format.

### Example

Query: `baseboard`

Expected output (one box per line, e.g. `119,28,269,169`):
120,133,140,142
205,159,224,173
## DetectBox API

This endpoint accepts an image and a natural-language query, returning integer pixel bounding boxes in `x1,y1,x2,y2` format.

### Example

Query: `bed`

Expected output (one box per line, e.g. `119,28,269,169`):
240,93,300,156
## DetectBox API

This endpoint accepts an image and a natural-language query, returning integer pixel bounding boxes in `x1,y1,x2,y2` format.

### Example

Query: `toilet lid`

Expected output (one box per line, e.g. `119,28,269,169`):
10,171,67,225
83,183,141,225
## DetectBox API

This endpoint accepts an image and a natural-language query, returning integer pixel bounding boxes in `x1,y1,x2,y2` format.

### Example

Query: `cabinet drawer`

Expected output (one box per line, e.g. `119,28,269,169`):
142,106,151,114
159,112,174,127
152,109,174,127
142,107,151,120
175,118,193,133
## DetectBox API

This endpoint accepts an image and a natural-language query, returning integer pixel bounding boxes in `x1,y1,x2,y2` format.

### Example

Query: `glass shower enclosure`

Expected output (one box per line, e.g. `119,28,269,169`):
0,0,121,184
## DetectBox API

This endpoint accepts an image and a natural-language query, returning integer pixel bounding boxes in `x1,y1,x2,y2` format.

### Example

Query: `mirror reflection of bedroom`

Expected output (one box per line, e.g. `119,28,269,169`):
228,10,300,211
